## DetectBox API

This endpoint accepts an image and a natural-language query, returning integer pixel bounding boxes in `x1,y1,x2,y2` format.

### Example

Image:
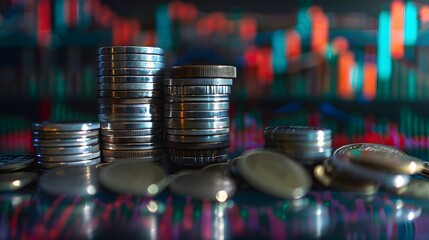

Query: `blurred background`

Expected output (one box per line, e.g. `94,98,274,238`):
0,0,428,159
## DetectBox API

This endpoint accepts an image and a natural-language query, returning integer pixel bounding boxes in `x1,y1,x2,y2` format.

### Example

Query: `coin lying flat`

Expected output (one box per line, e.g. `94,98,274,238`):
98,61,164,69
165,85,231,95
168,154,228,166
165,95,229,103
0,172,37,191
169,171,236,201
0,155,34,172
264,126,331,141
99,68,164,76
165,102,229,111
346,149,423,174
164,78,233,86
170,65,237,78
166,128,229,136
98,54,164,62
35,144,99,155
99,160,168,196
236,149,311,199
36,158,101,169
201,162,231,176
32,130,99,139
98,46,164,55
98,75,163,83
32,137,99,147
32,122,100,132
101,121,163,130
39,165,100,196
98,90,162,98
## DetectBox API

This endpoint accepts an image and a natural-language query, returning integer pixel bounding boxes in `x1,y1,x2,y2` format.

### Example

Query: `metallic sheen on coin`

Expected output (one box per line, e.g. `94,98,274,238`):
0,172,37,191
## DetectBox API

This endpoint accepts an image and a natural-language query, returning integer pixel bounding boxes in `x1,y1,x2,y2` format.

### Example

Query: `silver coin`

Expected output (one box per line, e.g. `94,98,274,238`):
163,78,233,86
101,134,162,144
168,154,229,167
165,118,229,129
165,102,229,111
98,90,162,98
166,127,229,136
98,75,163,83
99,68,164,76
32,122,100,132
98,113,162,122
36,151,101,162
35,144,100,155
39,165,100,195
0,155,34,172
333,143,406,156
99,104,161,114
37,157,101,169
168,148,228,157
264,126,331,141
170,65,237,78
166,134,230,143
102,155,163,163
102,148,164,158
331,153,410,188
99,61,164,69
169,171,236,200
97,97,162,105
101,121,163,130
165,95,229,103
165,110,229,118
33,130,99,139
164,85,231,95
102,142,163,151
201,162,231,176
166,141,229,150
98,46,164,55
32,137,99,147
101,128,163,137
99,160,168,196
98,53,164,62
98,82,162,91
0,172,37,191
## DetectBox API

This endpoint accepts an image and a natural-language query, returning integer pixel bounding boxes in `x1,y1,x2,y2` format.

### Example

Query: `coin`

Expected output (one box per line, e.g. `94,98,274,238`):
101,128,163,137
165,118,229,129
236,149,311,199
164,78,233,86
0,172,37,191
99,160,168,196
165,95,229,103
166,127,229,135
169,171,236,201
201,162,231,176
345,150,423,174
102,155,163,163
32,137,99,147
264,126,331,141
165,102,229,111
36,151,101,162
99,68,164,76
101,121,163,130
98,75,163,83
331,150,410,188
0,155,34,172
101,135,162,144
98,61,164,69
170,65,237,78
98,53,164,62
36,157,101,169
98,82,162,91
33,130,99,139
35,144,99,155
387,179,429,200
164,85,231,95
32,122,100,132
164,110,229,118
101,148,163,158
333,143,406,156
168,154,228,167
39,165,100,196
97,97,162,105
98,46,164,55
102,142,163,151
313,164,379,194
98,90,162,98
168,148,229,157
99,103,161,114
98,113,162,122
166,134,229,143
166,141,230,150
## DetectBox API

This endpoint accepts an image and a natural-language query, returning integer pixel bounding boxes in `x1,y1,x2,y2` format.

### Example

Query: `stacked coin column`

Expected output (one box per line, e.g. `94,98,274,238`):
164,65,236,168
97,46,165,162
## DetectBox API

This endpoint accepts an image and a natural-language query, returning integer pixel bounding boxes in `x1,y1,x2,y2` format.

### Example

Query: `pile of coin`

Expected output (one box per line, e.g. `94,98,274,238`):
32,122,101,169
164,65,236,167
264,126,332,167
314,143,424,195
97,46,165,162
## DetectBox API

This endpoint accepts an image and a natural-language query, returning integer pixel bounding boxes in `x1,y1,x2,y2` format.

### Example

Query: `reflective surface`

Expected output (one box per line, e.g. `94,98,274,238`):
2,181,429,239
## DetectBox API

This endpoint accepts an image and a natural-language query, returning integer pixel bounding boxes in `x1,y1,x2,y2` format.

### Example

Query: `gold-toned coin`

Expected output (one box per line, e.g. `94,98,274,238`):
236,149,311,199
346,150,423,174
313,164,379,195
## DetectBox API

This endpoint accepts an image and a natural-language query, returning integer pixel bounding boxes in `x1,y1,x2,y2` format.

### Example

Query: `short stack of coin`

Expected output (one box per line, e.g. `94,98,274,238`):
164,65,236,167
32,122,101,169
97,46,165,162
264,126,332,167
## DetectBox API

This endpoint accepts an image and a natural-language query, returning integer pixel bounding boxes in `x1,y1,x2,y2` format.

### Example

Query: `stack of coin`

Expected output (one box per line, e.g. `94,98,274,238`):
32,122,101,169
264,126,332,167
97,46,165,162
164,65,236,167
314,143,424,194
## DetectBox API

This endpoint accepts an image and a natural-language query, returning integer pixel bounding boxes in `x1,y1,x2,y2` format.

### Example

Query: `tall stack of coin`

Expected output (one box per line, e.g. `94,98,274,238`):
97,46,165,162
32,122,101,169
264,126,332,167
164,65,236,167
